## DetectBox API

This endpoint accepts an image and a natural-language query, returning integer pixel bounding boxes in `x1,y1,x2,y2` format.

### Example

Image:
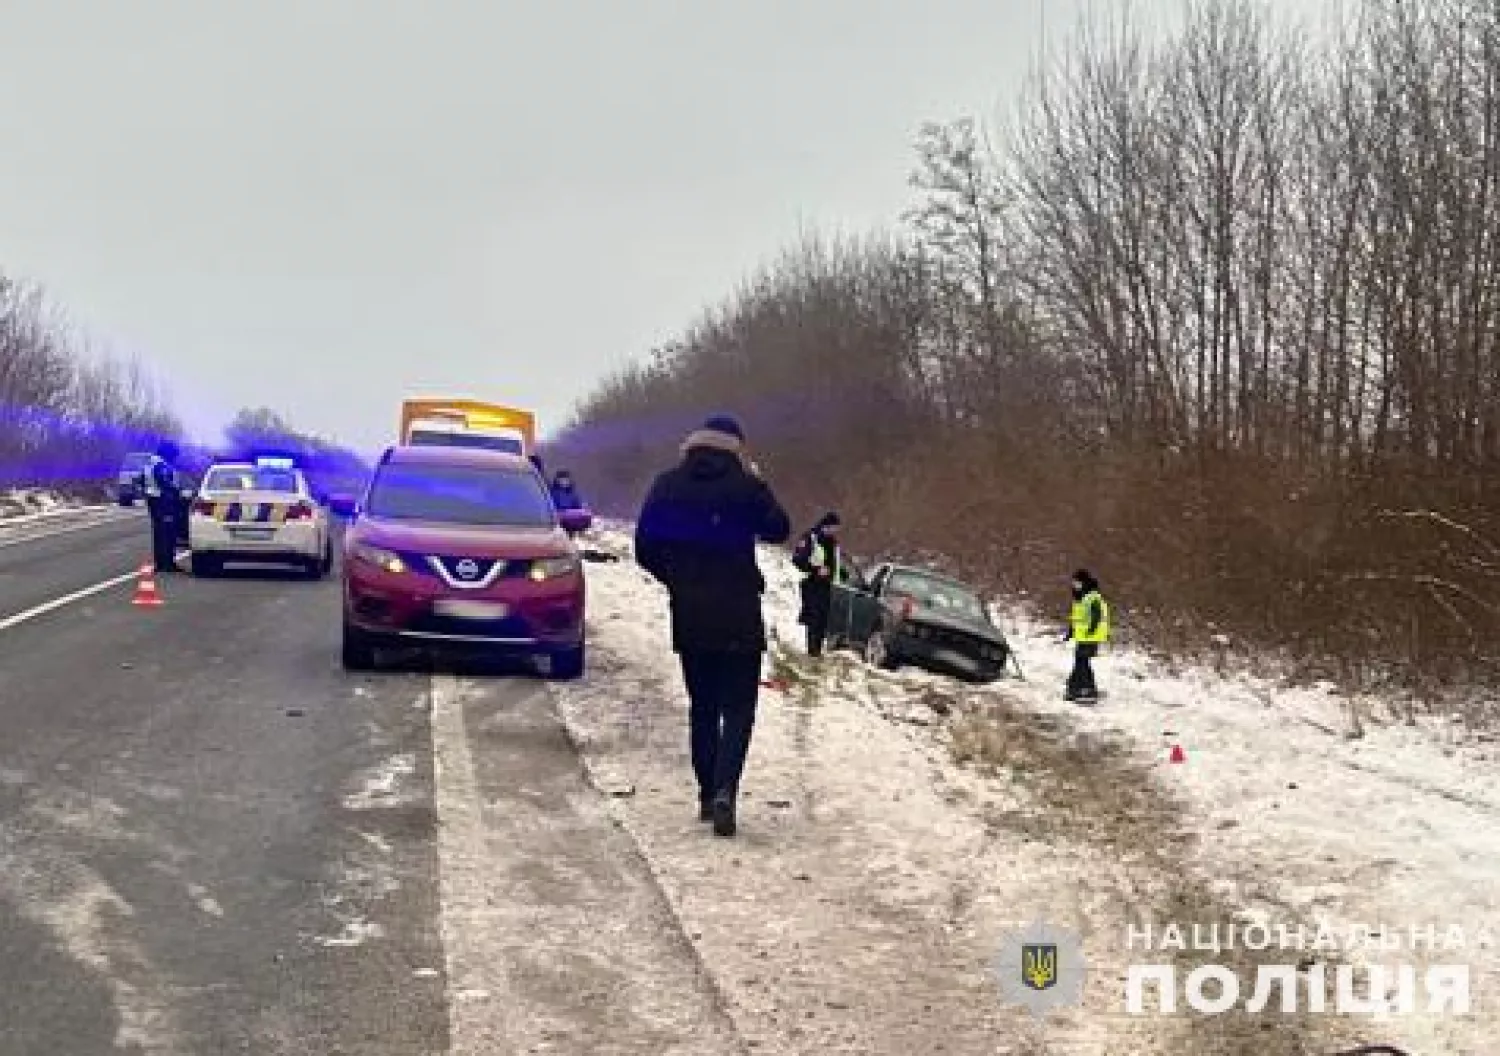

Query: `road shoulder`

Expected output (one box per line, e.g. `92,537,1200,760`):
430,672,744,1054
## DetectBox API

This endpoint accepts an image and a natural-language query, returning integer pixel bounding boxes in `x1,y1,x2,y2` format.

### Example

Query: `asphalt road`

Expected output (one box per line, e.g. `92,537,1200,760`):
0,509,735,1055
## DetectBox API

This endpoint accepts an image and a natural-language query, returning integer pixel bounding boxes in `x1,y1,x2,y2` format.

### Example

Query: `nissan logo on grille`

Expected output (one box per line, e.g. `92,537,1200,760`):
454,558,481,580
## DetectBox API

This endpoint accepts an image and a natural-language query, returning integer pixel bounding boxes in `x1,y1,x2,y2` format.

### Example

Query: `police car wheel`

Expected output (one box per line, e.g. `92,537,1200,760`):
190,553,221,577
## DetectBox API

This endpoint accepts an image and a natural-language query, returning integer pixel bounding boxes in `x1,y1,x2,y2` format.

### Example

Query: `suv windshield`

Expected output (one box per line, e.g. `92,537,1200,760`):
886,571,986,620
364,462,554,526
204,468,300,493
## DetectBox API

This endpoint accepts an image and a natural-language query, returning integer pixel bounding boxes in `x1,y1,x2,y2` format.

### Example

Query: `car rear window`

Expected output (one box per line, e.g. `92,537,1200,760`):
364,462,553,526
121,452,151,469
204,468,300,493
887,571,986,619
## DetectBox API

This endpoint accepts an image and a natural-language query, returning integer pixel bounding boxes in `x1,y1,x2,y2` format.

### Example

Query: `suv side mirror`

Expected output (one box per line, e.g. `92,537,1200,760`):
558,507,592,535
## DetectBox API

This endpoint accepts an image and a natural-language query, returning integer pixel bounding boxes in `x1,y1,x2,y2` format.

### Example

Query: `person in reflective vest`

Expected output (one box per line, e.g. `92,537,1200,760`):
140,441,183,573
1064,568,1110,701
792,511,843,656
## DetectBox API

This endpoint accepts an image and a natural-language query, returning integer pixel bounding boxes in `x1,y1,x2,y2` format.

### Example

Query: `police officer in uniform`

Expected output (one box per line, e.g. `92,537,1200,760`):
1064,568,1110,701
141,441,184,573
792,511,843,656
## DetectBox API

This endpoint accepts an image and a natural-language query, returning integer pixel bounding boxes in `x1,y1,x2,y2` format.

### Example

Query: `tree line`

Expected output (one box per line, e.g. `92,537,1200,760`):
549,0,1500,695
0,271,180,494
1,271,370,500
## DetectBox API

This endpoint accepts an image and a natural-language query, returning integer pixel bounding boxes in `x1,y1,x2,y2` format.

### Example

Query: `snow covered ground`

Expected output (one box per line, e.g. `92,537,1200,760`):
0,489,99,521
551,521,1497,1055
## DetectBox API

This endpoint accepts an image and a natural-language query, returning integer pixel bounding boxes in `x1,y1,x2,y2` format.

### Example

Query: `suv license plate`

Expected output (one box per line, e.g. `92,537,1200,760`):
434,600,509,620
232,527,273,540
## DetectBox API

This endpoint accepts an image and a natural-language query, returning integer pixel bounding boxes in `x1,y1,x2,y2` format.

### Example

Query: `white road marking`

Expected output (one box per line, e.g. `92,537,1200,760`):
0,552,190,633
429,675,523,1052
0,569,142,632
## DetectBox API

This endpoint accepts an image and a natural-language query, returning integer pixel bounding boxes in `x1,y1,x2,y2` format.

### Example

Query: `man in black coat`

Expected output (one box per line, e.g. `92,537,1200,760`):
634,414,792,837
792,511,843,656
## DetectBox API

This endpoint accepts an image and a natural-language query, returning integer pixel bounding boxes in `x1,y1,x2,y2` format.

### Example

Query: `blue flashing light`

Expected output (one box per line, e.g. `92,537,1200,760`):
254,456,295,469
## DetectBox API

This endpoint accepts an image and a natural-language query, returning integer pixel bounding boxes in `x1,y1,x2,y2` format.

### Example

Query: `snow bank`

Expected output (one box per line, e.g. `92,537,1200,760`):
0,490,87,521
555,523,1500,1053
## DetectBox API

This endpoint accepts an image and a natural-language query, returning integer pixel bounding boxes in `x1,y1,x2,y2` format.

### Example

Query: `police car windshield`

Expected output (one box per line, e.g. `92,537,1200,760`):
204,468,300,493
887,571,985,618
364,463,554,526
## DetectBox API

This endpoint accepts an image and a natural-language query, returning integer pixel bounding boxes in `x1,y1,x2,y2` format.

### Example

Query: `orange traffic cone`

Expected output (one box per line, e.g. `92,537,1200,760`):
1168,743,1186,764
132,563,163,607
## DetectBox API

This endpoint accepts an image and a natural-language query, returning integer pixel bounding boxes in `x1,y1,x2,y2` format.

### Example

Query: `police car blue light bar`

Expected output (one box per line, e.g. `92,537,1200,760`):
255,456,295,469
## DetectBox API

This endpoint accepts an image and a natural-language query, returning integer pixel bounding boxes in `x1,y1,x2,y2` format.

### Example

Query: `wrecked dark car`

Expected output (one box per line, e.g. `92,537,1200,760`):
827,561,1013,683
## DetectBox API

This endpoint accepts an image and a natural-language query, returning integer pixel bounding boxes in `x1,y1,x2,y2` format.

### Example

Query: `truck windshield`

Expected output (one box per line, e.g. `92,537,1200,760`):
408,429,524,456
364,463,554,526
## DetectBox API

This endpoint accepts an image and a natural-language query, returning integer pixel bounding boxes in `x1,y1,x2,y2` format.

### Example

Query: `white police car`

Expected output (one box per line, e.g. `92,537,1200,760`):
188,457,333,578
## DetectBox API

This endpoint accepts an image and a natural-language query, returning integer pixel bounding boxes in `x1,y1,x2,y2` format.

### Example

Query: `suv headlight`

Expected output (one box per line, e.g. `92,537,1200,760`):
350,543,406,574
528,555,580,581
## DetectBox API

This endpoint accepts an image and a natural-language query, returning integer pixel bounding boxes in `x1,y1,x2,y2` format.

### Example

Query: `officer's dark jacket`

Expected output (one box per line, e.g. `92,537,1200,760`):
635,435,791,653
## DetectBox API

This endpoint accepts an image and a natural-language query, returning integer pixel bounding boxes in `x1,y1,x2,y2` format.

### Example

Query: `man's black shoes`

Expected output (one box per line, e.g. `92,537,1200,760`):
711,797,736,838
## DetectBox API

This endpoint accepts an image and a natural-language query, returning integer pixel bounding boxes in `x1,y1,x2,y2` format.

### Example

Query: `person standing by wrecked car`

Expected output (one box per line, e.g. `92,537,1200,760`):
634,414,792,838
792,511,843,656
1064,568,1109,701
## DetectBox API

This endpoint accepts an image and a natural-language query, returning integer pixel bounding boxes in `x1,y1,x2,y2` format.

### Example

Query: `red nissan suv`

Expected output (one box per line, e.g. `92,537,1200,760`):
335,445,585,677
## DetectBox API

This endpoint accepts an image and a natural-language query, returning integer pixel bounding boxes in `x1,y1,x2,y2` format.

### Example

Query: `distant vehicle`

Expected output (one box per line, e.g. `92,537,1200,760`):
116,452,152,506
188,456,333,578
406,417,528,456
398,399,536,454
828,562,1013,683
332,445,585,677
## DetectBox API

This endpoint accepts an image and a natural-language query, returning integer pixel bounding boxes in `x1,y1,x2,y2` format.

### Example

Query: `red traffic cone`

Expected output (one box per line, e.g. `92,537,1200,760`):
132,563,164,607
1168,743,1186,764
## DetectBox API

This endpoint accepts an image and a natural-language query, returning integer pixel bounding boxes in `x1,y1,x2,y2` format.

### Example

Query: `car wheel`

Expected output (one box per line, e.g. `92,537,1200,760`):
864,630,899,671
303,551,328,580
546,643,585,680
190,553,220,577
342,620,379,671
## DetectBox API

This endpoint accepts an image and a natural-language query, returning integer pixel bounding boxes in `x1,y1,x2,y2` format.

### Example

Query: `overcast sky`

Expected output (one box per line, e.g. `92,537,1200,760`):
1,0,1321,454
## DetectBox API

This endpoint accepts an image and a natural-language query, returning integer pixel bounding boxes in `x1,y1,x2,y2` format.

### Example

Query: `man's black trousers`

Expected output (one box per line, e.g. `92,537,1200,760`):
799,579,832,656
1066,643,1099,699
146,500,177,572
679,650,762,806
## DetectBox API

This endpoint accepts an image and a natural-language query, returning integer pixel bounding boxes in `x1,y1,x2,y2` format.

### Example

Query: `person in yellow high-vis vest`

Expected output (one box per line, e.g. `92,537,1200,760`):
1064,568,1109,701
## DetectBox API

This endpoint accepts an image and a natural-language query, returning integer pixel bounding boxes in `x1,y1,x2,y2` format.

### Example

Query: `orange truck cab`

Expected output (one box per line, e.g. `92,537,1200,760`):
398,399,536,457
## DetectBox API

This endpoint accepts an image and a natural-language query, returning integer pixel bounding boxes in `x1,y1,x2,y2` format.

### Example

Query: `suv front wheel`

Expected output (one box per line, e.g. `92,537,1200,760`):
545,644,585,680
342,620,379,671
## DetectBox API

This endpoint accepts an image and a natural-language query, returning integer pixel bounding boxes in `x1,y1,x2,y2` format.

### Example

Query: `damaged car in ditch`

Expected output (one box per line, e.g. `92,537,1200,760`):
826,561,1014,683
